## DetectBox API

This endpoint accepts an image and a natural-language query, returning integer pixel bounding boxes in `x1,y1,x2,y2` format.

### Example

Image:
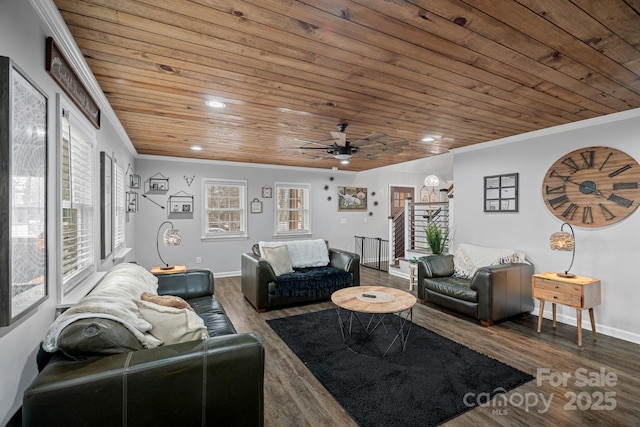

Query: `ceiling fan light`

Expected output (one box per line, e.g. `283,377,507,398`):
334,153,352,160
340,159,350,165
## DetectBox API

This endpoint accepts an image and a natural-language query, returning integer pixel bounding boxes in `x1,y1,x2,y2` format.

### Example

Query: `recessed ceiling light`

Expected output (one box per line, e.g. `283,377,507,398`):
421,136,436,143
205,100,226,109
340,159,350,165
191,145,203,151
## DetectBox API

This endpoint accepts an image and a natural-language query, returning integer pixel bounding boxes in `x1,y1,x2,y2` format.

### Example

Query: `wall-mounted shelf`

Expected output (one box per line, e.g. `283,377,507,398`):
146,173,169,194
126,191,138,213
167,191,194,219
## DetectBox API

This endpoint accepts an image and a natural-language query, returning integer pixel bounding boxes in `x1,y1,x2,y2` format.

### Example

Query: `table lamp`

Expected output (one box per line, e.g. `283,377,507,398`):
156,220,182,270
549,222,576,278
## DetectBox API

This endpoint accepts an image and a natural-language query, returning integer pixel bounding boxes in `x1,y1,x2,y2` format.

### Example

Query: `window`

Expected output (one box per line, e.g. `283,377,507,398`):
61,107,95,293
275,182,310,235
113,159,125,252
202,179,247,238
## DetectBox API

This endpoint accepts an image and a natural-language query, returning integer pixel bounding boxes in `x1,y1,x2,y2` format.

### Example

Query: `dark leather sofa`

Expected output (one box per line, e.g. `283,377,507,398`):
23,268,265,427
242,246,360,311
417,254,534,325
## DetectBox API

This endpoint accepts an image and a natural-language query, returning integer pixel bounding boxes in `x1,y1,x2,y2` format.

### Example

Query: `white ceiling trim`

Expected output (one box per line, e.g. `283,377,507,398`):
28,0,137,156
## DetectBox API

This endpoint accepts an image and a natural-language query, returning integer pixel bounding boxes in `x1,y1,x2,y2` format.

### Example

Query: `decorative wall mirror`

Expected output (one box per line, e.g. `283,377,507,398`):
484,173,519,212
0,56,49,325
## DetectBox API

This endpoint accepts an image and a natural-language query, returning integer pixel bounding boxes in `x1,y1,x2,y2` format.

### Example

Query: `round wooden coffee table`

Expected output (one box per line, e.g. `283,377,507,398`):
331,286,417,357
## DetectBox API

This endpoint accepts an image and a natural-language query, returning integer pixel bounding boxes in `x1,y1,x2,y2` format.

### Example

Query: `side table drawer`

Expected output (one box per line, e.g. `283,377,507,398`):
532,277,582,296
532,288,581,307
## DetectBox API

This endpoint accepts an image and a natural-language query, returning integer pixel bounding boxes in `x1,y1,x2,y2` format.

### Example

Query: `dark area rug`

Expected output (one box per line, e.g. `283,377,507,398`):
267,308,533,427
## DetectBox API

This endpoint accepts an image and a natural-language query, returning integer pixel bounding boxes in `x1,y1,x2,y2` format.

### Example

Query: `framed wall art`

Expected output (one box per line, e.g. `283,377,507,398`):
167,191,194,219
100,152,113,259
0,57,49,326
46,37,100,129
129,173,141,189
338,186,368,211
484,173,519,212
251,198,263,213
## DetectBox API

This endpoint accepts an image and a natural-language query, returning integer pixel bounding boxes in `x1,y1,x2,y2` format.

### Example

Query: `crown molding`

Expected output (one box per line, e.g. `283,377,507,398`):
28,0,137,156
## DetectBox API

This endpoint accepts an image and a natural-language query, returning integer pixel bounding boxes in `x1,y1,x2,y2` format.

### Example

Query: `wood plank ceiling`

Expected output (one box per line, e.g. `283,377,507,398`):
54,0,640,171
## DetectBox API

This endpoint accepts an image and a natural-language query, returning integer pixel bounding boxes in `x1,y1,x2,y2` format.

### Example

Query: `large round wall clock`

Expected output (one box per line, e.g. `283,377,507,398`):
542,146,640,228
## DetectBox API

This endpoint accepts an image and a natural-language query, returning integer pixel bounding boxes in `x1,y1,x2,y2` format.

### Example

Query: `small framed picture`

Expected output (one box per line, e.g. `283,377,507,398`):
182,204,191,213
251,198,263,213
262,185,272,198
130,174,141,189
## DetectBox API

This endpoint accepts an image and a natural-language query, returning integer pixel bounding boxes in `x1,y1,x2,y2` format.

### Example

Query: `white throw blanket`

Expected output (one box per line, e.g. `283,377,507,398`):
42,263,163,352
453,243,527,279
259,239,329,268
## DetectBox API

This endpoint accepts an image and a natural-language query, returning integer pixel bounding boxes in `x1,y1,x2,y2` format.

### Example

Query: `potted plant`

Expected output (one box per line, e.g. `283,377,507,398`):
425,220,449,255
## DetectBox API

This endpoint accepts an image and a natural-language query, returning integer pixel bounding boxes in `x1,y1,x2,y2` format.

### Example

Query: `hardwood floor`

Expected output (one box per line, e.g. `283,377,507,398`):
216,268,640,426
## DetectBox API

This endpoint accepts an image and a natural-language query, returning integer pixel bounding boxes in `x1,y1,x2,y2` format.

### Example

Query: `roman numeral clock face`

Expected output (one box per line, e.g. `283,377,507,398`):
543,146,640,227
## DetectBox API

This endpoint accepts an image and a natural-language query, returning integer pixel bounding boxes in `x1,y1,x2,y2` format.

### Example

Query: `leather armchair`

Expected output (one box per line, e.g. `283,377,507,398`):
417,254,534,325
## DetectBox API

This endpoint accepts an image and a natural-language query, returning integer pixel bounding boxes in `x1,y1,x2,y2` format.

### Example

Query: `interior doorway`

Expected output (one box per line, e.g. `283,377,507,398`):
389,186,414,266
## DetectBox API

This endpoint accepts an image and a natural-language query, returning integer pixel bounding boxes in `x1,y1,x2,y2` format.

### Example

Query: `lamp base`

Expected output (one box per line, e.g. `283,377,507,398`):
160,266,175,270
556,272,576,278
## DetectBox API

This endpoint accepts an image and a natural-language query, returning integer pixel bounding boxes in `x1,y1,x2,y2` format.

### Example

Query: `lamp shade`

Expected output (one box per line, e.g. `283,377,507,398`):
163,228,182,246
549,231,574,251
424,175,440,187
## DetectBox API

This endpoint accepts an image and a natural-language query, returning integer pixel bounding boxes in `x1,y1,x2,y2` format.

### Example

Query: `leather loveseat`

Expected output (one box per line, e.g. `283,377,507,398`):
23,265,265,427
417,253,534,325
242,240,360,311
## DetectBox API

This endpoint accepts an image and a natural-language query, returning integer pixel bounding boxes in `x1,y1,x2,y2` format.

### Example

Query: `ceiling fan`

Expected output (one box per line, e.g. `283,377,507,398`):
297,124,409,163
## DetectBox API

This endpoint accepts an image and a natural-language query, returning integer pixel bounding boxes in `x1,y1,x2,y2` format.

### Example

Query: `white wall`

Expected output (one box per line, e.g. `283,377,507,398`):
133,154,452,275
451,109,640,343
0,1,136,423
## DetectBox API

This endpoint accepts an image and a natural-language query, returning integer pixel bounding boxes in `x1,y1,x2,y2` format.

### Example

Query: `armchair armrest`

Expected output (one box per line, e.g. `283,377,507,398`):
471,262,535,324
23,334,265,427
329,248,360,286
417,254,455,300
241,253,276,311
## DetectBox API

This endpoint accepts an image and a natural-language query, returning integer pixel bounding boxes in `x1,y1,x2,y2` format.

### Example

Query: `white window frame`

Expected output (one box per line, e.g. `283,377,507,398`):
201,178,248,240
59,99,97,296
274,182,311,237
113,158,125,252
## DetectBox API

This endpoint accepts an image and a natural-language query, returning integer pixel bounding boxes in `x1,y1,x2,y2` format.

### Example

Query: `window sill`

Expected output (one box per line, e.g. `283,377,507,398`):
59,271,106,306
201,234,249,242
113,247,132,263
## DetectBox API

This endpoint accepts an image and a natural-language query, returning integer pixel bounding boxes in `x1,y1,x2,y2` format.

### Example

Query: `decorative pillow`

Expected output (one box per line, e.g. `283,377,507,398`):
453,243,527,279
261,245,295,276
259,239,329,268
134,299,209,345
141,292,194,311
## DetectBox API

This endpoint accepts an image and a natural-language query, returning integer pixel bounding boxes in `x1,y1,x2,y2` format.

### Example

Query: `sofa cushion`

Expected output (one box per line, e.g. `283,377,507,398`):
135,299,209,345
57,318,144,357
189,295,237,337
425,277,477,303
273,266,352,297
261,245,295,276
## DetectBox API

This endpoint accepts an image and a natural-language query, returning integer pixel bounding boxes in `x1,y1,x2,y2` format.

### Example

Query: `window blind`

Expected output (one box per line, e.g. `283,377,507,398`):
61,112,95,293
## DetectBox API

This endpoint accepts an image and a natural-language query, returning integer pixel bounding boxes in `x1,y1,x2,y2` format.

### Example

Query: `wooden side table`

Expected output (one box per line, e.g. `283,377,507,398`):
532,272,601,347
408,262,418,291
151,264,187,275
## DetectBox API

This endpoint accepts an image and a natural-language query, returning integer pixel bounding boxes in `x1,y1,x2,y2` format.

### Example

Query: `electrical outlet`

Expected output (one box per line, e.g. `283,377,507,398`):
196,256,202,264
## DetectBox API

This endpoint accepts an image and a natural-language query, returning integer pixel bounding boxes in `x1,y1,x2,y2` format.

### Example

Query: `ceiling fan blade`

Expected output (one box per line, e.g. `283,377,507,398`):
360,145,385,153
299,146,331,150
295,138,334,146
383,148,404,155
384,139,409,147
330,131,346,145
353,133,388,146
